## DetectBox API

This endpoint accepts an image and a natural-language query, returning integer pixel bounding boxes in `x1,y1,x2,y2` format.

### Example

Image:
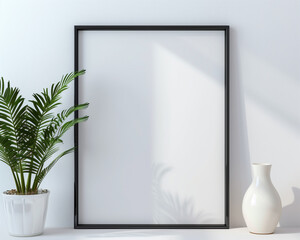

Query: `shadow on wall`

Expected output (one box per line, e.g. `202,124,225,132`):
280,187,300,227
152,163,212,224
229,28,252,227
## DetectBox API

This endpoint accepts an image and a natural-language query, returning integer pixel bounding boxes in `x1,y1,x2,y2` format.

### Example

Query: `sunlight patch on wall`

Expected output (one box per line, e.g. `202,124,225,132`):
152,44,224,223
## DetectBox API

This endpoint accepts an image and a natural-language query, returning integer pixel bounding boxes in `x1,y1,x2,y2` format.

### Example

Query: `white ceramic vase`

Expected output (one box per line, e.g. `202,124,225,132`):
2,190,49,237
242,163,282,234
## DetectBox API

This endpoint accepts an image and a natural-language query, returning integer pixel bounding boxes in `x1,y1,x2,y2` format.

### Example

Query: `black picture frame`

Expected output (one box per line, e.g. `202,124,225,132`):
74,25,229,229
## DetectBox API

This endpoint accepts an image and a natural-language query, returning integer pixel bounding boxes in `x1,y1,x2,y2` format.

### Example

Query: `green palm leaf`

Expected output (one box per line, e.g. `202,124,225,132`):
33,147,75,190
0,70,88,194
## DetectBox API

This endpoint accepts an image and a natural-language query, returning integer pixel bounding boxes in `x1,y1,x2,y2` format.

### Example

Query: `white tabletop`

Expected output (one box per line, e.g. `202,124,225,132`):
1,228,299,240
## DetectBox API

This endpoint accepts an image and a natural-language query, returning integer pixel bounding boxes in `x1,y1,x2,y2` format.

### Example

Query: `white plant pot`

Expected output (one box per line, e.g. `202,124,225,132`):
242,163,282,234
2,190,49,237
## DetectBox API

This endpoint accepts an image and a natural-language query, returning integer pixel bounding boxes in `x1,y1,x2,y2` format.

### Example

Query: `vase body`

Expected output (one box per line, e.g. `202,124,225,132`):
2,191,49,237
242,163,281,234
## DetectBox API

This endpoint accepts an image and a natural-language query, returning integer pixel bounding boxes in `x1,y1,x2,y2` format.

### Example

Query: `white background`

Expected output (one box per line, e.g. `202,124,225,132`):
78,31,225,224
0,0,299,230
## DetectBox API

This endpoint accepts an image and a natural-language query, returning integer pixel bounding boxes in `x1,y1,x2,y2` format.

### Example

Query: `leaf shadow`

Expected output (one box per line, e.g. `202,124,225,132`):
152,163,213,224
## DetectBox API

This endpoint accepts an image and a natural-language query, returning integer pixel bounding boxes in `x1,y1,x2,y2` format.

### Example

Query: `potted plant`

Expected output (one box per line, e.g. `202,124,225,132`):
0,70,88,236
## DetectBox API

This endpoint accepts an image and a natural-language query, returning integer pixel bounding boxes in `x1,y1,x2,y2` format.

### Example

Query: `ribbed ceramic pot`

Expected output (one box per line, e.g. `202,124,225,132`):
242,163,282,234
2,190,49,237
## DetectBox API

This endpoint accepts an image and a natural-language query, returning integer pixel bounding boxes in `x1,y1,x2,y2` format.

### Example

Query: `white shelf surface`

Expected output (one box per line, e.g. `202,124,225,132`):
1,228,300,240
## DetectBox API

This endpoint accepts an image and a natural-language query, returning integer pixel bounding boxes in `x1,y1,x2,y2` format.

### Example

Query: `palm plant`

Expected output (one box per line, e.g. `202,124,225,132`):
0,70,88,194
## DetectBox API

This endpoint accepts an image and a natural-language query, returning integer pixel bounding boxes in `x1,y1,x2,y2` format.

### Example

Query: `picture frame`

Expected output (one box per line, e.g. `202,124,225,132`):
74,25,229,229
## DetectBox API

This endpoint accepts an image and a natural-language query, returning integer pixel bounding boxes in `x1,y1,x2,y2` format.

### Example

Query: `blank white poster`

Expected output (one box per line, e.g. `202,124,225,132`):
78,30,225,225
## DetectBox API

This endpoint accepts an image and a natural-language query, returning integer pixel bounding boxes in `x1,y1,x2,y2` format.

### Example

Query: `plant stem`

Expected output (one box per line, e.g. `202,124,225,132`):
11,169,21,192
19,162,26,194
26,172,31,193
32,168,42,192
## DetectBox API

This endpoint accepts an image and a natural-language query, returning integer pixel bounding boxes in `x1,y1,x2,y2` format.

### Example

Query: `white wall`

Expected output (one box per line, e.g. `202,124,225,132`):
0,0,299,230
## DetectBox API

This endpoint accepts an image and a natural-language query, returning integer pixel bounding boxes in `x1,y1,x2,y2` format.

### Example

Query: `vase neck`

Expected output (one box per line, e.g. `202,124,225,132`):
252,163,271,182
